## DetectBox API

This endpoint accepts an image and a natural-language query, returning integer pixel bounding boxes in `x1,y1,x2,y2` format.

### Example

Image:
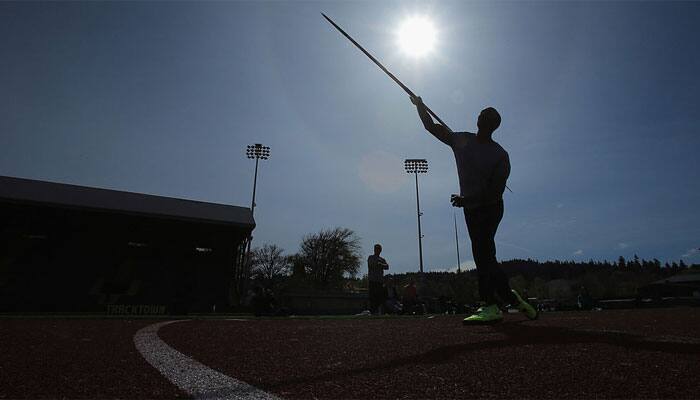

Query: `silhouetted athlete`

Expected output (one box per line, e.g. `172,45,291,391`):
411,96,537,324
367,243,389,315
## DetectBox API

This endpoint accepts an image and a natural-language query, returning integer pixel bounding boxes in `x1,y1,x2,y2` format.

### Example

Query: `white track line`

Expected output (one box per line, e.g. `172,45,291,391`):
134,320,280,400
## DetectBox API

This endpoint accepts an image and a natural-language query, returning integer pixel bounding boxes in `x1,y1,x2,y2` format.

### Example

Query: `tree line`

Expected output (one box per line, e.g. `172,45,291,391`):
395,256,697,306
242,226,698,305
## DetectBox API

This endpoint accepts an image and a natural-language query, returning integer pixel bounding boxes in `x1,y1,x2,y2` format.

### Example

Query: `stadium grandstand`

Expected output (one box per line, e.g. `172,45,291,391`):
0,175,254,314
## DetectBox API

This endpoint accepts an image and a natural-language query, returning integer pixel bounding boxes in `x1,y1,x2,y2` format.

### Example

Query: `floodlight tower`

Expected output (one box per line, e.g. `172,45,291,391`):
244,143,270,271
246,143,270,217
405,159,428,274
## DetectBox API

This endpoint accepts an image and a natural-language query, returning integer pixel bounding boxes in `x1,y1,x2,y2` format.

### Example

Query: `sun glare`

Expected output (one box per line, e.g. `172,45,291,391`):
397,16,437,58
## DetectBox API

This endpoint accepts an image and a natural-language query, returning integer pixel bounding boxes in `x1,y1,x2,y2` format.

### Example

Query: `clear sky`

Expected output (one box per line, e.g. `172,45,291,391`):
2,1,699,273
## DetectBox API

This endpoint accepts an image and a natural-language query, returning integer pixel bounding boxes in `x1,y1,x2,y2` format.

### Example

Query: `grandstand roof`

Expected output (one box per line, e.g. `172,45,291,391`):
0,175,254,228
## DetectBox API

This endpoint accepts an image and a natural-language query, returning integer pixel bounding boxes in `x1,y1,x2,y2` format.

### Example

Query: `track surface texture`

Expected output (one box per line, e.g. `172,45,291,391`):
1,308,699,399
0,319,187,399
159,308,700,400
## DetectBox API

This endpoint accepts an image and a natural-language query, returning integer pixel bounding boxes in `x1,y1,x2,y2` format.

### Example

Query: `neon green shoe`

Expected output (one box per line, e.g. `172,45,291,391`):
511,289,538,320
463,304,503,324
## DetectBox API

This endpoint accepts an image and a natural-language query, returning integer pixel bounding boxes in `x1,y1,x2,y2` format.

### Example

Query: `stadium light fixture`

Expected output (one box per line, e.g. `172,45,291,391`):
246,144,271,216
404,159,428,274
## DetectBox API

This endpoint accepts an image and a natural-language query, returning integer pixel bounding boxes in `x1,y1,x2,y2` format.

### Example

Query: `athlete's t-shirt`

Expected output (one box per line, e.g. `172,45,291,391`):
446,132,510,210
367,254,388,283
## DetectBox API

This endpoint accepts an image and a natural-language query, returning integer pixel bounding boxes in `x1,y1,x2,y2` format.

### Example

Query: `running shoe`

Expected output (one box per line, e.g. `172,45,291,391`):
511,289,538,320
463,304,503,324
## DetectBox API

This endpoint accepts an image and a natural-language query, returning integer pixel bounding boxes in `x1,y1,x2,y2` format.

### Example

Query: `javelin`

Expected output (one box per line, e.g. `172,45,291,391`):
321,12,453,132
322,13,513,193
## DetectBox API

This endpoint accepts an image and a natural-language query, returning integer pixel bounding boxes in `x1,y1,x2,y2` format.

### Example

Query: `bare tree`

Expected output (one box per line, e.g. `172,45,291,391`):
250,244,290,286
297,227,361,288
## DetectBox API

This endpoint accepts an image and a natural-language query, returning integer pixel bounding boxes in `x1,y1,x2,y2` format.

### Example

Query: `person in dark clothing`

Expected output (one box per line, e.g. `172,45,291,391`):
402,280,419,314
384,279,403,314
367,243,389,315
411,96,537,324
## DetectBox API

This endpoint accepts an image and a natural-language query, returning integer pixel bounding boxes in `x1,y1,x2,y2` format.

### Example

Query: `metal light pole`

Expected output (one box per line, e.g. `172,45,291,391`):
454,211,461,274
405,159,428,274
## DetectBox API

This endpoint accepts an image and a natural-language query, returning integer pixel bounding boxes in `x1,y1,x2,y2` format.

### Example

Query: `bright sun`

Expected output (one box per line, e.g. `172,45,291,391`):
397,16,437,57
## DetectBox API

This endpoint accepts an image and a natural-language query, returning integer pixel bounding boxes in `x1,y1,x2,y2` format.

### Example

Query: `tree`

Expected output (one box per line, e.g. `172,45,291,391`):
631,254,641,271
250,244,290,287
509,274,528,293
288,253,306,278
618,256,626,269
296,227,362,288
529,277,549,299
581,272,605,299
548,279,573,301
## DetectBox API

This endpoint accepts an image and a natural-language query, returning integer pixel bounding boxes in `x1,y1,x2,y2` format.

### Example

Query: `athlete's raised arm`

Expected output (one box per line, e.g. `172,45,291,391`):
411,96,453,146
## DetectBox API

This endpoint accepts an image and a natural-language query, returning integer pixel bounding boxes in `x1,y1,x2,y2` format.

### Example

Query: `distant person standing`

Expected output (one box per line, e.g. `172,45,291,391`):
411,96,537,324
402,280,418,314
367,244,389,315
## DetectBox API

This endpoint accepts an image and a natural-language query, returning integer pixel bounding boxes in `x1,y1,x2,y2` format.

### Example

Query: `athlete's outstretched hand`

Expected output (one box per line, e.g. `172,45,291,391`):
410,95,423,106
450,194,466,208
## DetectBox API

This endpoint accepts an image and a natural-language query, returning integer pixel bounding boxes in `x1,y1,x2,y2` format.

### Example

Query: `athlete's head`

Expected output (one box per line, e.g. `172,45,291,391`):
477,107,501,133
374,244,382,255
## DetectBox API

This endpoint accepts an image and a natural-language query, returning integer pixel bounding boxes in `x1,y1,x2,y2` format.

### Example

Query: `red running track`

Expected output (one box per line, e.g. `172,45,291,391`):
1,308,699,399
160,308,700,399
0,319,187,399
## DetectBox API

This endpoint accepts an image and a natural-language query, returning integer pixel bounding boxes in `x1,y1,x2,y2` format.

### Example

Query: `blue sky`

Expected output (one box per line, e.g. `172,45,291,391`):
1,1,699,273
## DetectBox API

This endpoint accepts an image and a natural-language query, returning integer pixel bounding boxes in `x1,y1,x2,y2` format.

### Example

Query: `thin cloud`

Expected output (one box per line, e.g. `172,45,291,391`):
681,248,699,258
618,243,629,249
573,249,584,255
497,240,534,254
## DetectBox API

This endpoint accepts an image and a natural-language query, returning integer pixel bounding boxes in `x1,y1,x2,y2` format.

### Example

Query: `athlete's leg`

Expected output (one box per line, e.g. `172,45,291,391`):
464,207,489,303
464,201,516,306
369,281,383,314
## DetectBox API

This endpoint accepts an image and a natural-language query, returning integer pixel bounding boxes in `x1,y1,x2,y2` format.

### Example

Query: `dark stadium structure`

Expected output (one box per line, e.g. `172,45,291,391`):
638,272,700,300
0,175,255,314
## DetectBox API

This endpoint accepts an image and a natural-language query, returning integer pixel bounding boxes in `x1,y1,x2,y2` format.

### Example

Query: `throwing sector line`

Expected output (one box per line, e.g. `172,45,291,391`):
134,320,280,400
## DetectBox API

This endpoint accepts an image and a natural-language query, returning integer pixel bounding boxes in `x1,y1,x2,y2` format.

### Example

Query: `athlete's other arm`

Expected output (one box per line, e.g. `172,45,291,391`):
482,154,511,203
411,96,452,146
